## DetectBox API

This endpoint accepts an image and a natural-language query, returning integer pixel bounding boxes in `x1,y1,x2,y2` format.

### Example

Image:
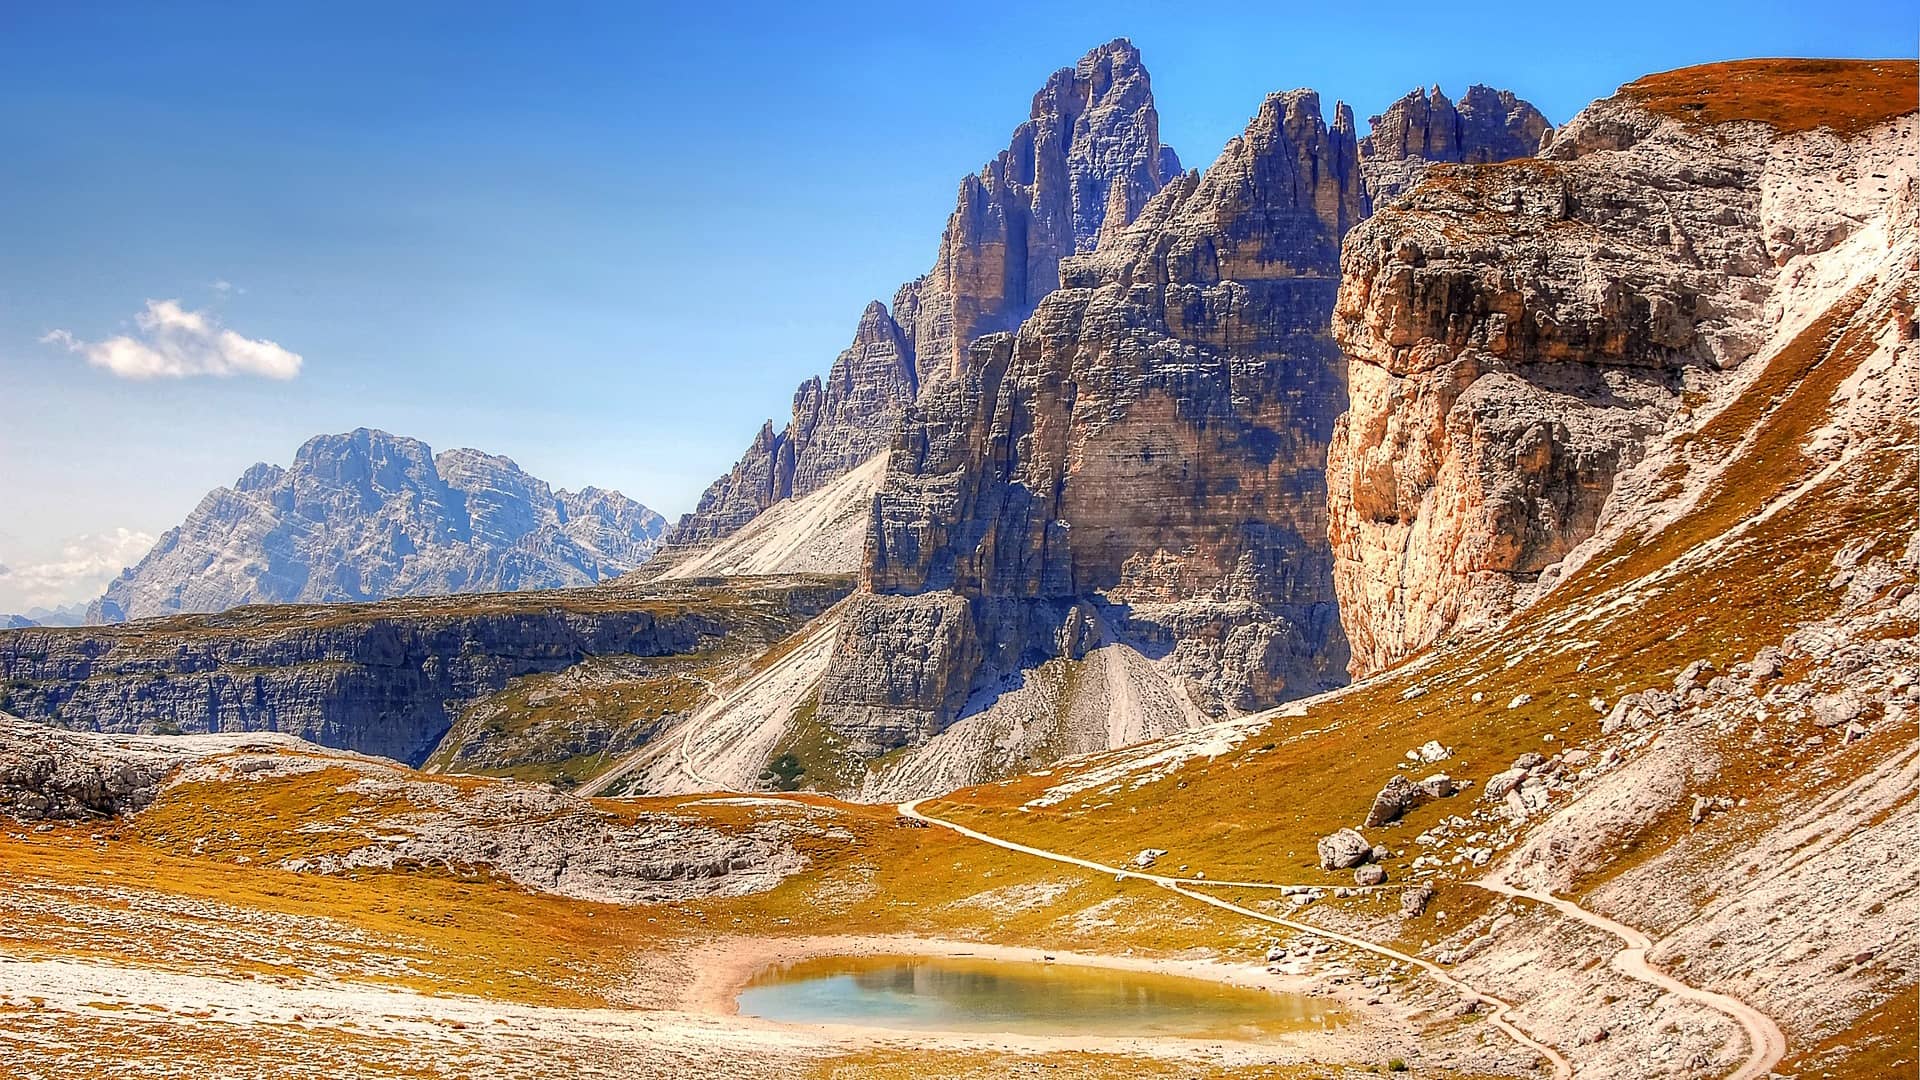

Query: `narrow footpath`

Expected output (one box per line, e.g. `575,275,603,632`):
1475,878,1786,1080
899,798,1574,1079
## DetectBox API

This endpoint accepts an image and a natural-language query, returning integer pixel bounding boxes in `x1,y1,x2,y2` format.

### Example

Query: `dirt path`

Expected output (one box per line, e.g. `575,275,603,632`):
1475,878,1787,1080
899,798,1573,1080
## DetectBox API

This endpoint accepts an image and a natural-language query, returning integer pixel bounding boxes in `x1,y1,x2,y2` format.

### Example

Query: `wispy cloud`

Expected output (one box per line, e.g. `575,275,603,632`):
43,298,302,380
0,528,156,611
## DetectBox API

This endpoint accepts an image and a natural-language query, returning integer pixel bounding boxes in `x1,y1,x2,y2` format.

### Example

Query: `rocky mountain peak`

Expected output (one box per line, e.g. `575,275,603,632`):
666,40,1180,551
1358,83,1554,206
825,82,1364,751
89,429,665,622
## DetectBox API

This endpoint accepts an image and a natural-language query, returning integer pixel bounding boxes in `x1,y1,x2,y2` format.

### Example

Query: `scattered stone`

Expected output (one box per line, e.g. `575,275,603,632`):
1508,694,1533,710
1415,740,1452,764
1811,691,1865,728
1365,775,1426,828
1674,659,1715,694
1317,828,1373,870
1483,768,1528,800
1133,848,1167,869
1512,752,1547,771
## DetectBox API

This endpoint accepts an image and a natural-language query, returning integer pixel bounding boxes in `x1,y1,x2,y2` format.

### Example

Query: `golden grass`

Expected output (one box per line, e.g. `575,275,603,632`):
920,272,1914,907
1621,59,1918,136
1,761,1276,1022
1772,983,1919,1079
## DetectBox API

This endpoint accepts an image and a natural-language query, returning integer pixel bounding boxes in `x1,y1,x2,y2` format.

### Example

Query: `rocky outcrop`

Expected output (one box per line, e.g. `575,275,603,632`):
819,89,1366,748
3,578,849,766
0,718,809,901
667,39,1180,548
908,37,1181,386
0,714,184,819
91,429,665,622
1328,60,1918,675
1358,85,1553,207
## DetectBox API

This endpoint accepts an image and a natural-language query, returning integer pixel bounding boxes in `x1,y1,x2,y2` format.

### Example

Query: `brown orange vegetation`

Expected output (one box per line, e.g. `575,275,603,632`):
12,574,849,642
922,271,1914,915
1621,59,1917,136
1772,984,1919,1079
1,767,1274,1017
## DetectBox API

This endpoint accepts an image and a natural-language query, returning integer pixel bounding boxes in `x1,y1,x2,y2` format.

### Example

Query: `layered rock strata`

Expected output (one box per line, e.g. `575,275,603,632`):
1328,59,1919,675
667,39,1181,547
2,578,848,766
818,90,1368,749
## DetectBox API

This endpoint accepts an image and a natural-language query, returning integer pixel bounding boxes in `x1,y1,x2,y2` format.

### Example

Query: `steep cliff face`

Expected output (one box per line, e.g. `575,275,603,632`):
1328,59,1918,675
92,429,665,622
818,90,1366,749
907,37,1181,387
666,39,1180,548
1358,84,1554,207
5,578,848,766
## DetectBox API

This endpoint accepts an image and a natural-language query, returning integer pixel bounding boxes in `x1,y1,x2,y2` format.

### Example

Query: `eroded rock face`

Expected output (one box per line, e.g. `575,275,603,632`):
92,429,665,622
824,90,1366,744
3,578,849,766
1358,85,1553,207
668,39,1180,548
909,37,1181,386
0,715,179,820
1329,64,1917,675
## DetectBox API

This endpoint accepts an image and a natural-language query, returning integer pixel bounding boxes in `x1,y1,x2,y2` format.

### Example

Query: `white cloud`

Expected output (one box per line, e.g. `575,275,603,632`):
0,528,156,612
43,298,302,380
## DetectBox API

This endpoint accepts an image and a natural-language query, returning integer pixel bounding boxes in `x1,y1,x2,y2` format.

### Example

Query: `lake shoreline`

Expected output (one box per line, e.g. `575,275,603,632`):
678,933,1421,1062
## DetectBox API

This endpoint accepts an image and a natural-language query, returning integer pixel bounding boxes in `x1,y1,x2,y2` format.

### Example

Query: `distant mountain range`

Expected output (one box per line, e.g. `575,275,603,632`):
89,428,665,622
0,603,89,628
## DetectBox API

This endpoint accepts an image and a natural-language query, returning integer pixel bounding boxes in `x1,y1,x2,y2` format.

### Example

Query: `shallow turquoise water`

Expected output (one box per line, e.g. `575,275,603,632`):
734,954,1340,1038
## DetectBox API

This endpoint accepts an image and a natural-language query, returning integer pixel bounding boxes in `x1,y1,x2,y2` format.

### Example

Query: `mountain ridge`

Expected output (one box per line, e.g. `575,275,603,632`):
90,427,666,622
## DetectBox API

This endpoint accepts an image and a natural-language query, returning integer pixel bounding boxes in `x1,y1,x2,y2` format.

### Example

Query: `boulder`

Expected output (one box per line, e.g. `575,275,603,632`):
1317,828,1374,870
1483,768,1528,800
1673,659,1716,694
1364,775,1426,827
1811,690,1865,728
1355,863,1387,886
1401,883,1435,917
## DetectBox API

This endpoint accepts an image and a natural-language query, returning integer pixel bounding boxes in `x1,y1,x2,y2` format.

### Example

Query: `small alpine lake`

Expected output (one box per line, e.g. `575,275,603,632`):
734,953,1342,1039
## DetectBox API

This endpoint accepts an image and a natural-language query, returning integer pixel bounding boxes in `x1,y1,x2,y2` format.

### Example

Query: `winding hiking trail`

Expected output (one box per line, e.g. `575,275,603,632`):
899,798,1575,1080
1476,878,1787,1080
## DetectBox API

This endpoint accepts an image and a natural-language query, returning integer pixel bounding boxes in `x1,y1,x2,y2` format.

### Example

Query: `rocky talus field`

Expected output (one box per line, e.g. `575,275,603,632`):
2,55,1915,1079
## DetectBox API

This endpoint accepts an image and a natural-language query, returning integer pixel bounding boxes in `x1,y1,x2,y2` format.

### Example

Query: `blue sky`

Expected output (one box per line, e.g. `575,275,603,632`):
0,0,1912,610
